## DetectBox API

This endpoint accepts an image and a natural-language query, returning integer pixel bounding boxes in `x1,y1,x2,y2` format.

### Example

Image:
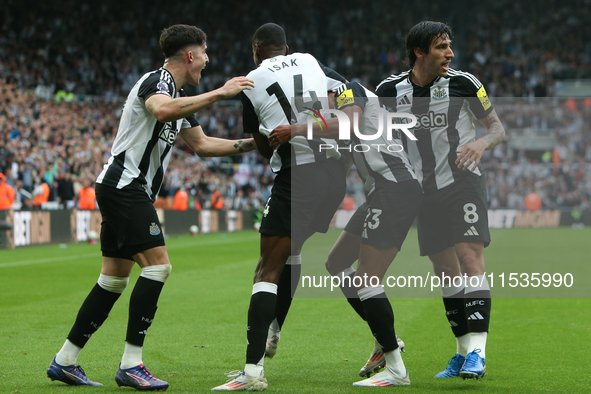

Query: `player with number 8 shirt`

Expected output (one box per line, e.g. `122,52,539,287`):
271,79,423,386
375,21,505,380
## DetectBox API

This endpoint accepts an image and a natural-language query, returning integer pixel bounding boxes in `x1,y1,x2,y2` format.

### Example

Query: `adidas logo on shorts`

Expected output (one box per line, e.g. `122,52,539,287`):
464,226,479,236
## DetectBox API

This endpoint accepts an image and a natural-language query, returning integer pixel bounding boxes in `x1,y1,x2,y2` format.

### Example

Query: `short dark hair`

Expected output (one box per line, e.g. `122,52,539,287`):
252,23,287,47
406,21,453,68
159,24,207,58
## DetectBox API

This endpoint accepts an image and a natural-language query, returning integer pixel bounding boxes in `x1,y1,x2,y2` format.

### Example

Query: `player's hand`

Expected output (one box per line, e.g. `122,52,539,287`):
269,125,293,149
455,139,488,171
219,77,255,98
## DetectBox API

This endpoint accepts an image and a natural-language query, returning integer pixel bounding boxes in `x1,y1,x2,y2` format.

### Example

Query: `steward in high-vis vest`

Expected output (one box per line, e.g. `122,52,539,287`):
78,178,96,210
172,189,188,211
0,173,16,210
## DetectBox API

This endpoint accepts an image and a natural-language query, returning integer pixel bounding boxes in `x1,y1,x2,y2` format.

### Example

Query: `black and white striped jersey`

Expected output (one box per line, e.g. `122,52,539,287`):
241,53,346,172
97,68,199,200
334,82,416,197
376,68,493,194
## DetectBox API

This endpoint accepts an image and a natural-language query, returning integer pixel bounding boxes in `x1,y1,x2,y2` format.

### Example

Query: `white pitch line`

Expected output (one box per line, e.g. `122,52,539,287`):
0,253,100,268
0,233,258,268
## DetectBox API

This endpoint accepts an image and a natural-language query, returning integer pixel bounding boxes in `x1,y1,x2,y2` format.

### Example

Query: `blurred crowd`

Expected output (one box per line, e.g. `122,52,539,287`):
2,77,590,212
1,0,590,212
482,98,591,211
0,78,270,211
3,0,590,96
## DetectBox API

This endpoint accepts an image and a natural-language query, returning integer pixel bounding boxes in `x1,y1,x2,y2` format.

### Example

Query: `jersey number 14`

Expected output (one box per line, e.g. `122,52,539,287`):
266,74,323,122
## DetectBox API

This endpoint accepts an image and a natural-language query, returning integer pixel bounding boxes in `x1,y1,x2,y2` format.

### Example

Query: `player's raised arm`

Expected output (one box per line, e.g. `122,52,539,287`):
145,77,254,123
180,125,256,157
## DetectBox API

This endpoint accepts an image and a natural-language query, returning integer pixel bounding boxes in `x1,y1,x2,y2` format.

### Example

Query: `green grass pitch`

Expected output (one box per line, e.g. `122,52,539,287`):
1,227,590,393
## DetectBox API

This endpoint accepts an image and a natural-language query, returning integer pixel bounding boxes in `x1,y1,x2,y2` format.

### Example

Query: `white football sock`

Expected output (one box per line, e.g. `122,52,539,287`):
286,255,301,266
468,332,487,359
456,333,470,357
269,317,280,333
140,264,172,283
120,342,143,369
55,339,82,366
244,363,264,377
384,347,406,377
97,274,129,293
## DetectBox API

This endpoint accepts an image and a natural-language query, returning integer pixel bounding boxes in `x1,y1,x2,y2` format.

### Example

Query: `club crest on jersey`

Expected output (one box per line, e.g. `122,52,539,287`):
149,222,161,236
431,86,448,101
159,123,178,145
157,81,170,95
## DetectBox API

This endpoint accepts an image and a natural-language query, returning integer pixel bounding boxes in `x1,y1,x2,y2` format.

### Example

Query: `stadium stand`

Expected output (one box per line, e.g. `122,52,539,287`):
0,0,589,213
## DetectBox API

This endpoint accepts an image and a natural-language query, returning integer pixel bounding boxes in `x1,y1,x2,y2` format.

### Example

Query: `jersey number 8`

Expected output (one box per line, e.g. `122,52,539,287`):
463,203,479,224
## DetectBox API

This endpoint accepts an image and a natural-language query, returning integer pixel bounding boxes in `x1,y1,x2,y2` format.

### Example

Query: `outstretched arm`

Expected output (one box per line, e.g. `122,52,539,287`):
269,105,363,149
145,77,254,123
455,109,506,171
180,125,256,157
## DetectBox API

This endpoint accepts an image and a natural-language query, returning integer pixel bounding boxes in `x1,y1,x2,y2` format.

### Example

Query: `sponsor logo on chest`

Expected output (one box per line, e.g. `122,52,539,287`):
159,122,179,145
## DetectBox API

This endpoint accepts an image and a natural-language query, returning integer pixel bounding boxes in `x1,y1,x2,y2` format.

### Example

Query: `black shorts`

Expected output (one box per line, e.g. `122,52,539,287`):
359,179,422,249
344,202,367,235
417,173,490,256
260,159,346,244
96,182,165,260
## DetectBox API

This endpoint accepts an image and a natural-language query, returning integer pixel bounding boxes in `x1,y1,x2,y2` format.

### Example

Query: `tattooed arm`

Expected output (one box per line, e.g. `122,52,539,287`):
455,109,506,171
477,109,506,149
180,126,256,157
145,77,254,123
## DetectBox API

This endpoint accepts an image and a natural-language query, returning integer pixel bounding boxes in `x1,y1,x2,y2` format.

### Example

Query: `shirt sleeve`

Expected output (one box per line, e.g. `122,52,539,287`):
375,81,398,111
138,71,174,101
240,92,259,134
335,82,368,111
458,73,494,120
